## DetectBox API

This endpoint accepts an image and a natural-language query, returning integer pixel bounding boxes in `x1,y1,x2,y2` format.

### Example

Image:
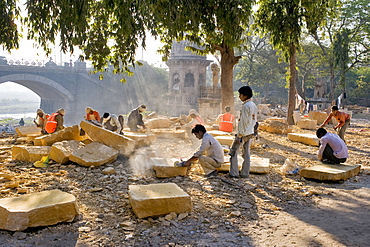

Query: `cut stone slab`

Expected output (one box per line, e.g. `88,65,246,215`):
265,117,286,123
308,111,328,125
0,189,79,231
124,132,156,148
15,125,41,137
129,183,192,219
297,119,317,130
207,130,233,137
26,134,43,144
151,129,186,139
217,155,270,174
152,158,187,178
287,133,319,146
300,163,361,181
12,146,51,163
50,140,84,164
69,142,119,167
146,117,171,129
80,120,135,156
259,121,293,134
214,135,234,147
33,125,81,146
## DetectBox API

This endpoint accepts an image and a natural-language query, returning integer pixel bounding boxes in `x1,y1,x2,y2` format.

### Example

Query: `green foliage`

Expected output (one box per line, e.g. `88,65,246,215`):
0,0,19,50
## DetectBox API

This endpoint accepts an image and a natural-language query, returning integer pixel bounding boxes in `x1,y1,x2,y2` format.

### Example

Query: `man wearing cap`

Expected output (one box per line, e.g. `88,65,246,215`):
45,108,65,134
127,105,147,131
34,108,48,134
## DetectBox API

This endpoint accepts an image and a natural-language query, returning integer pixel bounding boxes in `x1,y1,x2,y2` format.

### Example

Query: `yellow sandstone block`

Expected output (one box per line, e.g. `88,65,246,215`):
12,146,51,163
129,183,192,218
297,119,317,130
152,158,187,178
214,135,234,147
217,155,270,174
33,125,81,146
300,163,361,181
287,133,319,146
50,140,83,164
15,125,41,137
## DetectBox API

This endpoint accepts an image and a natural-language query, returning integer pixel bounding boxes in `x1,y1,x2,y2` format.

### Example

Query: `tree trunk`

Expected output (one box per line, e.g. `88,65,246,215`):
219,46,240,113
287,45,297,125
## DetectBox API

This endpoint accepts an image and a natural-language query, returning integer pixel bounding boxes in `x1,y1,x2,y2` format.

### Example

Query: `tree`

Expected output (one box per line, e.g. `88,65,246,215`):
0,0,19,50
150,0,255,111
254,0,338,124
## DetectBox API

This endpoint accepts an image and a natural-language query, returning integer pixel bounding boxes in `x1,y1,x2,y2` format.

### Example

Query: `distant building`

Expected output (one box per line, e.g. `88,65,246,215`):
166,41,221,117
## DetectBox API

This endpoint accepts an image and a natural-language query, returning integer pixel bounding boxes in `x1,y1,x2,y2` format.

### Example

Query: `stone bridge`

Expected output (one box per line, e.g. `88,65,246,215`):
0,61,136,125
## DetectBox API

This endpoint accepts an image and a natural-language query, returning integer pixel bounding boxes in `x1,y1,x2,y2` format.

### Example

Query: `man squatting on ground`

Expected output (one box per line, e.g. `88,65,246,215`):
102,112,122,134
229,86,258,178
320,105,351,141
127,105,146,132
316,127,348,164
183,124,224,177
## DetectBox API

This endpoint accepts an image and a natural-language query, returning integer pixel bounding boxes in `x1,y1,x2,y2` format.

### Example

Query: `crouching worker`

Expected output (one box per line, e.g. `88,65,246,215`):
316,127,348,164
183,124,224,177
45,108,65,134
102,112,122,134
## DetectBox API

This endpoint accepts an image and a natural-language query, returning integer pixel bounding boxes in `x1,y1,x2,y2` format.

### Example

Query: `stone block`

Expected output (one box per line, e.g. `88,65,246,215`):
217,155,270,174
151,129,186,139
129,183,192,218
26,134,43,144
50,140,84,164
12,146,51,163
300,163,361,181
265,117,286,123
207,130,233,137
80,120,135,156
124,132,156,148
152,158,187,178
33,125,81,146
69,142,119,167
15,125,41,137
308,111,328,125
0,190,79,231
214,135,234,147
287,133,319,146
297,119,317,130
259,121,293,134
146,117,171,129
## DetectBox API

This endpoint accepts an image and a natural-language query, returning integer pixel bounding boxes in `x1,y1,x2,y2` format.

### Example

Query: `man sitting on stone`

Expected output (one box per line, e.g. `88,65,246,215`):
316,127,348,164
102,112,122,134
127,105,146,132
183,124,224,177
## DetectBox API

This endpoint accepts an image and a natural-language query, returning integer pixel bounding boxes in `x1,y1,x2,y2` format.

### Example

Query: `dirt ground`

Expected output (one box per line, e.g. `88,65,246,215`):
0,118,369,247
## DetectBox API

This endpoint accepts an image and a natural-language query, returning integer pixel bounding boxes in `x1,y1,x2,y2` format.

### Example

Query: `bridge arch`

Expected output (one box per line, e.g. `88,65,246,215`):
0,73,74,115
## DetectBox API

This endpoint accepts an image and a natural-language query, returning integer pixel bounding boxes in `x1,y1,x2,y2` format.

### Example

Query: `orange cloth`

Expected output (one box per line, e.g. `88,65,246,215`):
86,111,101,122
219,113,234,132
323,111,350,128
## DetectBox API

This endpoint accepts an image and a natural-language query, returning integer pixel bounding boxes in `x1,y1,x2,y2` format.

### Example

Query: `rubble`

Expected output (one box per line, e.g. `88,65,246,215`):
69,142,119,167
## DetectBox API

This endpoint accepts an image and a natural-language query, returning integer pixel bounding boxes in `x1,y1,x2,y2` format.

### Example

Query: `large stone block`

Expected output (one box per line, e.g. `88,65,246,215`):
207,130,233,137
33,125,81,146
69,142,119,167
50,140,84,164
308,111,328,125
124,132,156,148
12,146,51,163
259,121,293,134
300,163,361,181
265,117,286,123
217,155,270,174
152,158,187,178
80,120,135,156
287,133,319,146
146,117,171,129
0,190,79,231
297,119,317,130
129,183,192,218
214,135,234,147
151,129,186,139
15,125,41,137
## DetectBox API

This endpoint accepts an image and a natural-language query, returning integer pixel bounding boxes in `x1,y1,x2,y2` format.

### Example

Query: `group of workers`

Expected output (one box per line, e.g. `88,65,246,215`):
30,86,351,178
33,105,147,135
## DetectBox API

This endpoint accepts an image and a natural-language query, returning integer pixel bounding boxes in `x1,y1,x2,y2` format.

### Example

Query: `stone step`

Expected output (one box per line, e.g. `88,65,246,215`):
69,142,119,167
15,125,41,137
287,133,319,146
297,119,317,130
50,140,83,164
150,129,186,139
217,155,270,174
80,120,135,156
300,163,361,181
33,125,82,146
129,183,192,219
152,158,187,178
12,146,51,163
0,190,79,231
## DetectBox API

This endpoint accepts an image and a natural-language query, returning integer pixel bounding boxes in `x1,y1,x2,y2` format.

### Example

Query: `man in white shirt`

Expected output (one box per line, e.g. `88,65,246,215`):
184,124,224,177
102,112,122,134
316,128,348,164
229,86,258,178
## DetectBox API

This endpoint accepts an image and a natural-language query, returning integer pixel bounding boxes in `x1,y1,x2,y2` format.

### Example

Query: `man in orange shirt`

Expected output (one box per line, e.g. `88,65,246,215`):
320,105,350,141
85,107,101,123
216,106,235,132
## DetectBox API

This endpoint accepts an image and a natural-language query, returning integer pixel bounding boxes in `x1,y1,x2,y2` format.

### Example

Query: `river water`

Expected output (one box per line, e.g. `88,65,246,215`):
0,112,35,120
